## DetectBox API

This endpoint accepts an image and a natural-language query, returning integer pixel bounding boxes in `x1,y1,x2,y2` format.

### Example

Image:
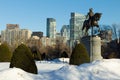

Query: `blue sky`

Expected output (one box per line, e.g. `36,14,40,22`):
0,0,120,36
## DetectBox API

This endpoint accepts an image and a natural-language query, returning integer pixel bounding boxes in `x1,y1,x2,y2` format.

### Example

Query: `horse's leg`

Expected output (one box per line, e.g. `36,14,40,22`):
96,25,100,32
85,28,89,36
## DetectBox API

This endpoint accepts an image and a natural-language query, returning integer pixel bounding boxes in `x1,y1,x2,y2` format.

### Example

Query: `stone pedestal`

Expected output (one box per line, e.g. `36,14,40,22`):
81,36,91,56
90,36,102,62
81,36,102,62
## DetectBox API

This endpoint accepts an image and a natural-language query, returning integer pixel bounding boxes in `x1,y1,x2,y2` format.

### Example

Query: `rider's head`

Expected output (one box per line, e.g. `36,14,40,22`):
89,8,93,12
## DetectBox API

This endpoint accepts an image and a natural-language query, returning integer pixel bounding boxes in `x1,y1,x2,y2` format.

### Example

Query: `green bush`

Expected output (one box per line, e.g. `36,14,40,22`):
30,46,41,60
61,51,68,58
41,53,46,60
69,43,90,65
10,44,38,74
0,43,12,62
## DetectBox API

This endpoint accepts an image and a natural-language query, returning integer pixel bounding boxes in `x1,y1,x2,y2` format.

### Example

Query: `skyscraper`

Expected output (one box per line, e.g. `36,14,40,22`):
70,12,86,40
70,12,86,48
46,18,56,39
31,31,43,38
61,25,70,41
1,24,32,46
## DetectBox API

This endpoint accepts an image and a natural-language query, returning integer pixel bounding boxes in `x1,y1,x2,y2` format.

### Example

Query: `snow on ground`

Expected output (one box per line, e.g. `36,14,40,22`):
0,58,120,80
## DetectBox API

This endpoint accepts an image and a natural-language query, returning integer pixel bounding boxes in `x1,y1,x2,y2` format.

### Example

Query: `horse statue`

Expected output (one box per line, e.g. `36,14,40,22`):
82,12,102,35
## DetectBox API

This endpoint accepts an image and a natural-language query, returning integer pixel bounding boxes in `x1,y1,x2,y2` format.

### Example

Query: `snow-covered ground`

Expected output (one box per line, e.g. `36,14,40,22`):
0,58,120,80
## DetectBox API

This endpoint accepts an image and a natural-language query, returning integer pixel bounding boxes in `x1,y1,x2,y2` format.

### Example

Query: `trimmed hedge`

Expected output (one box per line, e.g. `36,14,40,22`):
69,43,90,65
10,44,38,74
0,43,12,62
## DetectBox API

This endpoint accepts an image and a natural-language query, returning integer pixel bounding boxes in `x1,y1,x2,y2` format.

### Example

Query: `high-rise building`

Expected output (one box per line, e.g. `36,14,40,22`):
27,36,41,48
61,25,70,41
20,29,32,42
31,31,43,38
1,24,32,46
41,36,52,47
70,12,86,48
1,27,20,45
61,25,70,47
6,24,19,29
56,32,61,38
46,18,56,39
70,12,85,40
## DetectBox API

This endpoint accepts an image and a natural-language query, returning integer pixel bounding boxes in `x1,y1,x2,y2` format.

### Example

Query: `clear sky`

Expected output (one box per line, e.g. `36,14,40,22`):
0,0,120,36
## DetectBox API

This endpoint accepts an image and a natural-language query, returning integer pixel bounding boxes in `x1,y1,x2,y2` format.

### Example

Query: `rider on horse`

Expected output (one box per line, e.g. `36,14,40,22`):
86,8,94,26
82,8,102,36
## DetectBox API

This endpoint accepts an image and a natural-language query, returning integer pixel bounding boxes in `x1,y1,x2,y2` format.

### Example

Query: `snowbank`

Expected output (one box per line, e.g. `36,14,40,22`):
0,68,34,80
0,59,120,80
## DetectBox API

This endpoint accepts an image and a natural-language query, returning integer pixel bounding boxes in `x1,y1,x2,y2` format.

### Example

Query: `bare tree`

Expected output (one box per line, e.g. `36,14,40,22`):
112,24,117,40
118,29,120,43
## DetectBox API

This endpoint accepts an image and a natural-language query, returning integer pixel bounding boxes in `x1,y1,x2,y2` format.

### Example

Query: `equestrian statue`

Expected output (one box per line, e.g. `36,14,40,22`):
82,8,102,35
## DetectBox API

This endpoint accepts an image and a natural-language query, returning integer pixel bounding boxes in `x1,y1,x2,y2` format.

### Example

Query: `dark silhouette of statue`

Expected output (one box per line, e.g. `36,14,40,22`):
86,8,94,26
82,8,102,35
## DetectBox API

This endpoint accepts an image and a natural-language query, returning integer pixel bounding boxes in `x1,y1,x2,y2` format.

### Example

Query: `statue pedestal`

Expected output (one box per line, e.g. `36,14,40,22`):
81,36,102,62
81,36,91,56
90,36,102,62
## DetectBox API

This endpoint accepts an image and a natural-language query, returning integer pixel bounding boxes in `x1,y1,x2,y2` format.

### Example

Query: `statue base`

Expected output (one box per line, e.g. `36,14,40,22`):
81,35,102,62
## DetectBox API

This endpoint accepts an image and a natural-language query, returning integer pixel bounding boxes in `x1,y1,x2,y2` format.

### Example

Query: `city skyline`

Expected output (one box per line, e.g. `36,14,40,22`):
0,0,120,36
